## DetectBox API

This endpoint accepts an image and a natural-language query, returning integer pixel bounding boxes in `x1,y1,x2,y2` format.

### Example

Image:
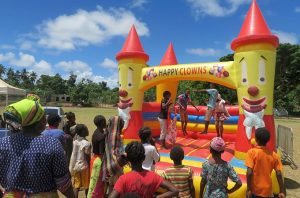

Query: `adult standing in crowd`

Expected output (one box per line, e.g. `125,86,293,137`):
0,95,74,198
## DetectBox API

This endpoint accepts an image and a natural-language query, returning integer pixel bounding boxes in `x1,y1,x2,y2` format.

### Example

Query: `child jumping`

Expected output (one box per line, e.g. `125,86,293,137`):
109,141,179,198
69,124,91,198
214,94,230,138
138,127,160,171
163,146,195,198
200,137,242,198
245,128,285,198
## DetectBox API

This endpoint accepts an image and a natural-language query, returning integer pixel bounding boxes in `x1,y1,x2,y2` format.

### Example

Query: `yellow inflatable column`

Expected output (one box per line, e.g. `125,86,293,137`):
231,0,279,158
156,43,179,103
116,25,149,140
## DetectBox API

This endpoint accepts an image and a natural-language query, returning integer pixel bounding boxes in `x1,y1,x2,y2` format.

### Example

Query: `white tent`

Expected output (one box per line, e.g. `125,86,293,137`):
0,79,26,105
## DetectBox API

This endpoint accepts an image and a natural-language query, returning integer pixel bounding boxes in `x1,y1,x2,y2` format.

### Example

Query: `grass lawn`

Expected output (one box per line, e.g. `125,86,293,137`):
62,107,117,141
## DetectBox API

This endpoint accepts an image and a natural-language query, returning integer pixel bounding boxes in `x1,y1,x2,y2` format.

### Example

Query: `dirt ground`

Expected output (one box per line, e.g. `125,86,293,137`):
276,119,300,198
61,118,300,198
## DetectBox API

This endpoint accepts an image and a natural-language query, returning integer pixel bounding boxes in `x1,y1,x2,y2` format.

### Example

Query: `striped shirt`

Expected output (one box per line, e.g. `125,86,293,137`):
162,165,193,198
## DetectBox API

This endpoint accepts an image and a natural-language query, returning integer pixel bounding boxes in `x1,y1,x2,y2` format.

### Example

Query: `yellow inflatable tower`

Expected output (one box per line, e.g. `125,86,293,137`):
231,0,279,159
116,25,149,139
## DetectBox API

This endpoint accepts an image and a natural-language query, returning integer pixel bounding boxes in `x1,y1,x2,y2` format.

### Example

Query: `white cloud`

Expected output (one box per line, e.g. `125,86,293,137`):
0,52,15,62
130,0,148,8
33,60,53,75
186,48,222,56
0,51,53,75
56,60,118,88
98,58,117,69
37,6,149,50
0,44,15,50
19,41,34,51
186,0,250,18
295,7,300,13
272,30,298,44
55,60,90,73
11,52,36,67
0,52,35,67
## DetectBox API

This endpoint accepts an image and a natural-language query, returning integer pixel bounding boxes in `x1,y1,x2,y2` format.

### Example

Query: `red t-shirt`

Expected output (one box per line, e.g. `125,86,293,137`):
114,170,163,198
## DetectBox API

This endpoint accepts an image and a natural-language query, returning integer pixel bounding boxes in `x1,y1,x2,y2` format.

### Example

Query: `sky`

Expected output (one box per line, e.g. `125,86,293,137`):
0,0,299,88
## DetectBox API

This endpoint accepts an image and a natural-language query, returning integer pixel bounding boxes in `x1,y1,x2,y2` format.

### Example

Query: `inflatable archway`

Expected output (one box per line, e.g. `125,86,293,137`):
116,0,280,197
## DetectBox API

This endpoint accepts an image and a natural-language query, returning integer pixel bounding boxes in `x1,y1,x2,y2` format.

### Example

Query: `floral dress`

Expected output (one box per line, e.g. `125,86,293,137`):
201,161,240,198
166,114,177,145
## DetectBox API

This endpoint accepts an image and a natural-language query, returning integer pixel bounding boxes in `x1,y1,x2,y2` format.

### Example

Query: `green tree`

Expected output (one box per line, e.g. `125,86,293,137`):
0,64,6,79
275,43,300,112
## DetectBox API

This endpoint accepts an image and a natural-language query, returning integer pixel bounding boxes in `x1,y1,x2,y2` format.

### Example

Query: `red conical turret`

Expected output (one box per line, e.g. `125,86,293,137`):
160,43,178,65
116,25,149,61
231,0,278,50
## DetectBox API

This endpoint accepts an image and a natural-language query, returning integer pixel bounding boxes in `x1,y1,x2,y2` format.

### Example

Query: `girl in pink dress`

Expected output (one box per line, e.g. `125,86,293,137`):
166,105,177,146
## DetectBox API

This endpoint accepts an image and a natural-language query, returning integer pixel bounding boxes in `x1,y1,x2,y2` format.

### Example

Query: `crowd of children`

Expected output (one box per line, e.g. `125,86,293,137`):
58,110,284,198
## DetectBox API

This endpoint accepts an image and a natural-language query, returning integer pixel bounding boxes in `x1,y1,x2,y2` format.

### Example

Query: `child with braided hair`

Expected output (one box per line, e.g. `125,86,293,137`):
109,141,179,198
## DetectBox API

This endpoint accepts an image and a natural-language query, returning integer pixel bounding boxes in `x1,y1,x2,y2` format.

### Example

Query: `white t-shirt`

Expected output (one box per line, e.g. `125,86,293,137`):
69,136,91,173
142,143,160,171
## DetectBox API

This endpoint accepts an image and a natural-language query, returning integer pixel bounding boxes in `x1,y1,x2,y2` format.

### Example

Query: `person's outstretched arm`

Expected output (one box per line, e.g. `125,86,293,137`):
109,190,119,198
189,101,199,111
276,170,286,198
199,178,206,198
156,180,179,198
193,89,207,92
246,167,253,198
227,180,242,194
189,173,196,198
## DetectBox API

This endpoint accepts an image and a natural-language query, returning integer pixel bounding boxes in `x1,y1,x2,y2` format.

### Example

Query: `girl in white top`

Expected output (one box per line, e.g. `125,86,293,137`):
69,124,91,198
138,127,160,171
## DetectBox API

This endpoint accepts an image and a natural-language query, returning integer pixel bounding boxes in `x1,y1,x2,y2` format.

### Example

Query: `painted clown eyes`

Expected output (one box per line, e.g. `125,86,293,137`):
241,58,266,85
241,60,248,85
258,59,266,84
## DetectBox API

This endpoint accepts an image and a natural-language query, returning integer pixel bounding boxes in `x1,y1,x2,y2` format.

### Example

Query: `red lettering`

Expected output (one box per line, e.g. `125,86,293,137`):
191,67,197,74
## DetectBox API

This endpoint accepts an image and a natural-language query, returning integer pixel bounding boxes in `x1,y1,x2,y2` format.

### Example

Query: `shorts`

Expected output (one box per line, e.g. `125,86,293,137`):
179,109,188,122
214,112,228,121
72,168,89,189
204,107,215,121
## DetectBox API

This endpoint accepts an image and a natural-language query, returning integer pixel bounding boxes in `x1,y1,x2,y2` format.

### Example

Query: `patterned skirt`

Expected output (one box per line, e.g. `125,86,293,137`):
4,191,58,198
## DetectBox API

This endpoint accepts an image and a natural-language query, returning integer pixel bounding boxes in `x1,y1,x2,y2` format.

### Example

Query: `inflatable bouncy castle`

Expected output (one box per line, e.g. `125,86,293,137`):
116,1,280,197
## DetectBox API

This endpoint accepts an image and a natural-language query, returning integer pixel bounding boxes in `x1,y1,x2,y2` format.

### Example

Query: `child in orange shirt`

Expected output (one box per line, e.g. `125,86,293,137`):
245,128,285,198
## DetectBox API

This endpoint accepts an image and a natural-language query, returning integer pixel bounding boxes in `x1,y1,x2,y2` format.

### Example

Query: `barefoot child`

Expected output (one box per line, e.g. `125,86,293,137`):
200,137,242,198
214,94,230,138
69,124,91,198
163,146,195,198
